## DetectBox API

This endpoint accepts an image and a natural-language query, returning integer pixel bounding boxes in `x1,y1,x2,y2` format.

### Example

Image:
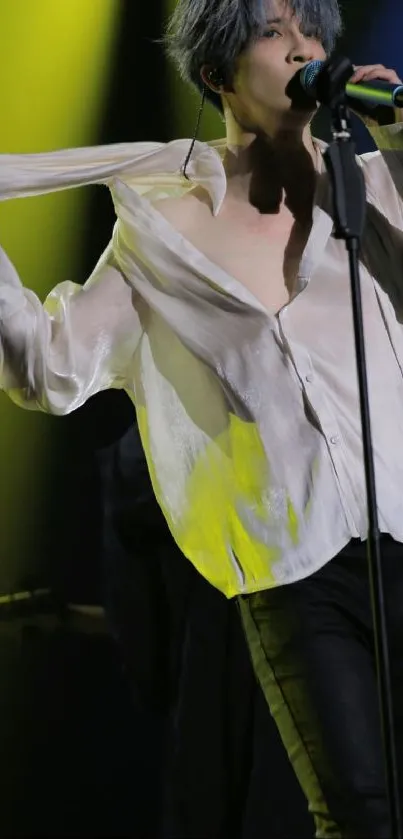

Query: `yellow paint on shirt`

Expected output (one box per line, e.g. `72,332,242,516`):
136,405,280,597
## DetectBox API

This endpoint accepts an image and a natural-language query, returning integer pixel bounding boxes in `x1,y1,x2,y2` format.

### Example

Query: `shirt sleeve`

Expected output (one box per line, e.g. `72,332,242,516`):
0,237,142,415
360,122,403,225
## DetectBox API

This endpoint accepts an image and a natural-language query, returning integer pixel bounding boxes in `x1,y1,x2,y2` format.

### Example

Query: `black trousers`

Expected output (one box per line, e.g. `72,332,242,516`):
98,423,314,838
239,535,403,838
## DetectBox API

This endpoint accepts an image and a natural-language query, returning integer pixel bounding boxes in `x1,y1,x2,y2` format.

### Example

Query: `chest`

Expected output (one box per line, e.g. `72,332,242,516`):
181,209,312,314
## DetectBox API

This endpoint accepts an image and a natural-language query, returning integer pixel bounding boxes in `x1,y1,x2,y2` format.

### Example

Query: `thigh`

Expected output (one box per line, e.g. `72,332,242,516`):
239,559,390,838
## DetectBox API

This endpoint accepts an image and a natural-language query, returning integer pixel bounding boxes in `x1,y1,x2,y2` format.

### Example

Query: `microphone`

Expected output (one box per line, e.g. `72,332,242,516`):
300,59,403,109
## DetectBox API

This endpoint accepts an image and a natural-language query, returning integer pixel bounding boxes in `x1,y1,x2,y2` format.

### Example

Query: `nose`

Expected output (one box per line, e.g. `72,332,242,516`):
290,47,315,65
289,36,316,66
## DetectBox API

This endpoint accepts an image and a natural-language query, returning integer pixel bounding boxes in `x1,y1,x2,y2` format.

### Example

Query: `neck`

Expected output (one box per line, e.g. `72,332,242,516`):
223,109,320,221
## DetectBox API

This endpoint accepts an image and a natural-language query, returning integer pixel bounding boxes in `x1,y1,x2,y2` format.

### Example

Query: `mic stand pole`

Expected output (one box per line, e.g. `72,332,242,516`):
318,55,402,839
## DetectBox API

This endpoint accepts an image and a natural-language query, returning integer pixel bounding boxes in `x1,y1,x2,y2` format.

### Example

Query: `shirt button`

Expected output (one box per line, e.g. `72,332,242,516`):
330,435,340,446
305,374,314,384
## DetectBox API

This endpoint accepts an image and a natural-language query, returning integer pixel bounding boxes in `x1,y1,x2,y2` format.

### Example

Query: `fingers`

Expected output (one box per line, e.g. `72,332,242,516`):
350,64,402,85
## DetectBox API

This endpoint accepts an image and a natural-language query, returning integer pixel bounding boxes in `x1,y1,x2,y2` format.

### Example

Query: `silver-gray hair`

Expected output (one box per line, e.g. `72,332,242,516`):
165,0,343,110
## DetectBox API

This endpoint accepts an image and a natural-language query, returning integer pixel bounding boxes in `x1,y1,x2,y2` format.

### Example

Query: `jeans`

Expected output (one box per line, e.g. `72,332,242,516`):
239,535,403,838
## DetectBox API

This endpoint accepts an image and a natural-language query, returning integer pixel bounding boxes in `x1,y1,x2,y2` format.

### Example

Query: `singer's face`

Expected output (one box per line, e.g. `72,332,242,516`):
228,1,326,132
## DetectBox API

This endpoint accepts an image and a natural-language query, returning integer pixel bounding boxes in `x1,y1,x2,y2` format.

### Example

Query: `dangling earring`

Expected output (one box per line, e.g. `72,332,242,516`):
181,85,207,181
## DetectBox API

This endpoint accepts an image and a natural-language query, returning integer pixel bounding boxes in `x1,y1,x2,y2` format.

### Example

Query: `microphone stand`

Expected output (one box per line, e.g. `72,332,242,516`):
317,55,402,838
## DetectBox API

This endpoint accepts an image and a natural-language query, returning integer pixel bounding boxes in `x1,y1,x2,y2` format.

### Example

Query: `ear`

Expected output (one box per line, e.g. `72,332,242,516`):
201,65,224,93
201,65,236,96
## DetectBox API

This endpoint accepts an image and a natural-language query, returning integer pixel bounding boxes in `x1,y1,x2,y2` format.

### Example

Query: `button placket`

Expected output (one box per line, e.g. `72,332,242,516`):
280,319,344,456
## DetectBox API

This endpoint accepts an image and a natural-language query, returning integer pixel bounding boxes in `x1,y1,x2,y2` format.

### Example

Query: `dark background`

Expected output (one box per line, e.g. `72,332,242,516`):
2,0,402,836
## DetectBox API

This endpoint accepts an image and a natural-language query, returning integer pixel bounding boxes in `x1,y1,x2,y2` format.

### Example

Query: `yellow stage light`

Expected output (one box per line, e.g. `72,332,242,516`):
0,0,121,592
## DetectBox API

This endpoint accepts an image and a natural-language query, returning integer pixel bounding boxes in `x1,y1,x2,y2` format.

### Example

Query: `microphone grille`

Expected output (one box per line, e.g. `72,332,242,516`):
300,60,324,94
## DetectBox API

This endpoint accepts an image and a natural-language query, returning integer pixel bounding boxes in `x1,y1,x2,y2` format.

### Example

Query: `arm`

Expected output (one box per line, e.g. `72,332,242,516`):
0,238,142,415
348,64,403,215
363,122,403,218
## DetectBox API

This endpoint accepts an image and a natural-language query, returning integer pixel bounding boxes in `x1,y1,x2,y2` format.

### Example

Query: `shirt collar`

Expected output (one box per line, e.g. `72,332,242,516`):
182,136,328,217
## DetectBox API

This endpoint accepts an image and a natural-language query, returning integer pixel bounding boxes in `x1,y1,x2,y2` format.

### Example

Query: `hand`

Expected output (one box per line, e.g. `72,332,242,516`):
349,63,403,127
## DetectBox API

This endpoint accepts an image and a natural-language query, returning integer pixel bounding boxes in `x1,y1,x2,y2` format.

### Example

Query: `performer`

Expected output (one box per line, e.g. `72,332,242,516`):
1,0,403,834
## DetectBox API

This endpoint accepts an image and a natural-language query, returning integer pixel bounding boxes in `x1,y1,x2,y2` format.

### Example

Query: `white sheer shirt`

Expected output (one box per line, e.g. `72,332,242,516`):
1,126,403,598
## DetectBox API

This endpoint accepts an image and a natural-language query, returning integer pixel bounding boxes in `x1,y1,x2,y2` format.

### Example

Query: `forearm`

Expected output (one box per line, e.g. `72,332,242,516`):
0,244,142,415
0,245,52,411
0,283,106,415
1,283,51,412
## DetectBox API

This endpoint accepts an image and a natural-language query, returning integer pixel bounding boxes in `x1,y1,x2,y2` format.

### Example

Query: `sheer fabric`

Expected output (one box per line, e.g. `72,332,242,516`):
1,129,403,597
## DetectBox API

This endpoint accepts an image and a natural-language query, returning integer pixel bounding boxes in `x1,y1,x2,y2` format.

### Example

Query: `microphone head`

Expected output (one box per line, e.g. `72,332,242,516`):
300,60,325,96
